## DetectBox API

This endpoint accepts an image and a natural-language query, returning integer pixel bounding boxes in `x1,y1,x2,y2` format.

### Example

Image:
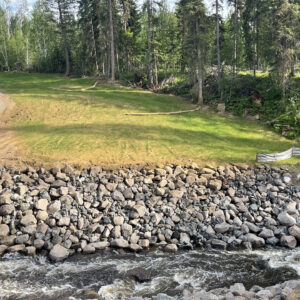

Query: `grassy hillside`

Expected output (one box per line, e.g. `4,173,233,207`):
0,72,298,167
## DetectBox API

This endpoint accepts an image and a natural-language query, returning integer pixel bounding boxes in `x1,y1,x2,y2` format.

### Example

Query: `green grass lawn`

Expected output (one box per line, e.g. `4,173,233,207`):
0,72,298,168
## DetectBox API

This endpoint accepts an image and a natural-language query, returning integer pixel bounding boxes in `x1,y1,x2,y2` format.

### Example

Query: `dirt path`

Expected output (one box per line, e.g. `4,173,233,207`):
0,91,18,163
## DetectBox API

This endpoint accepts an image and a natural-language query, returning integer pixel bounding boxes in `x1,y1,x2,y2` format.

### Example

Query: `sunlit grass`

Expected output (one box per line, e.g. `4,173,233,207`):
0,72,298,167
239,70,269,77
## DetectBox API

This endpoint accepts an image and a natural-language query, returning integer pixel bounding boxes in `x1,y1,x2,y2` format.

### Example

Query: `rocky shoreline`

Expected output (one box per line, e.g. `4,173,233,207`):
0,163,300,263
130,279,300,299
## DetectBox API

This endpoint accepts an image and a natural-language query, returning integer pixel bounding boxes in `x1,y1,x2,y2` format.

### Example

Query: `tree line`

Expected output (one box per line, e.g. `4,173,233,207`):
0,0,300,106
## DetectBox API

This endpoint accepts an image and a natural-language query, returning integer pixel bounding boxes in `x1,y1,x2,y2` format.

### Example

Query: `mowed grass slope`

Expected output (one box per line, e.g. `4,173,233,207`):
0,72,298,167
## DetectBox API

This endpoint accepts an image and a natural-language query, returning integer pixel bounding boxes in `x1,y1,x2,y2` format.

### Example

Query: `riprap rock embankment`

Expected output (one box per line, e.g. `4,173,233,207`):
0,164,299,262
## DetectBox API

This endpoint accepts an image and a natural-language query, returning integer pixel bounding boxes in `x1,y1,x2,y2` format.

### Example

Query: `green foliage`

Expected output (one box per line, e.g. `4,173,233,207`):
273,95,300,138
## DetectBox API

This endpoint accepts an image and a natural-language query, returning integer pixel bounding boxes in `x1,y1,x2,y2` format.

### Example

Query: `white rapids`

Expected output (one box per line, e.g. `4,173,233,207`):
0,248,299,300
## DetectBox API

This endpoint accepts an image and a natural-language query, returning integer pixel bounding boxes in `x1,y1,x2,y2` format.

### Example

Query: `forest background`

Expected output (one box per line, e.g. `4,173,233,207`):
0,0,300,138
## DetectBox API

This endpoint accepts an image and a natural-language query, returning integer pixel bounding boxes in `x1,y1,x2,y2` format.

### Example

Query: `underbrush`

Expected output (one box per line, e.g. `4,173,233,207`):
157,72,300,139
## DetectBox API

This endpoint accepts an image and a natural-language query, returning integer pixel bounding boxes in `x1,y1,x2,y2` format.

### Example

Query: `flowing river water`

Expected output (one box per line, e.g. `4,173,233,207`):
1,248,300,300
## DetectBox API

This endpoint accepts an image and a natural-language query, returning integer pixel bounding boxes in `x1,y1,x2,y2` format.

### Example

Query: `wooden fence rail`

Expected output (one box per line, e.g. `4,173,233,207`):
257,147,300,162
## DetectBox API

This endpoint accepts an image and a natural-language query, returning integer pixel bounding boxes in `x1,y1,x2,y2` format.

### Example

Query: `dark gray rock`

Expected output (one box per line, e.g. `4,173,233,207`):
128,267,151,283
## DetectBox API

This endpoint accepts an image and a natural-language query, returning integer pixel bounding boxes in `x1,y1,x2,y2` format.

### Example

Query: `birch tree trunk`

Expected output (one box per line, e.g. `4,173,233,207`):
154,53,158,88
108,0,115,81
147,0,154,88
252,0,257,78
90,19,99,74
1,40,9,71
26,37,29,68
196,18,203,105
0,22,9,71
57,0,70,77
4,0,10,38
233,0,238,74
216,0,221,94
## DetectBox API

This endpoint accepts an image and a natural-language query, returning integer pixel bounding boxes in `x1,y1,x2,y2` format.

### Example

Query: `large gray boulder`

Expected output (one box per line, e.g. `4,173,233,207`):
0,204,14,216
288,225,300,240
278,212,296,227
215,223,230,233
0,224,9,237
49,244,69,262
281,235,297,249
246,233,265,248
111,239,129,248
21,214,37,226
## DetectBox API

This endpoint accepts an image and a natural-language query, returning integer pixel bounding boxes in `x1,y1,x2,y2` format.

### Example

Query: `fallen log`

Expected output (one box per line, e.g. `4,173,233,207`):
51,81,99,92
125,106,201,116
81,81,99,91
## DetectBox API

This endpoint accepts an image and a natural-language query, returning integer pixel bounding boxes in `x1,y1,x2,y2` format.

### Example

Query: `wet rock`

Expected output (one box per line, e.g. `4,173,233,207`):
128,267,151,283
0,245,8,255
90,241,110,250
164,244,178,252
211,239,227,250
139,239,150,248
180,233,190,244
129,243,143,252
288,225,300,241
281,236,297,249
229,283,246,296
246,233,265,248
26,246,36,256
111,239,129,248
83,244,96,254
153,294,177,300
9,244,25,253
49,244,69,262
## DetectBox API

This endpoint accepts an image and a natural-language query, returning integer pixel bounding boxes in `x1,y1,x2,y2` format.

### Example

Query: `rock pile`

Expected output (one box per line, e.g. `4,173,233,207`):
0,164,300,262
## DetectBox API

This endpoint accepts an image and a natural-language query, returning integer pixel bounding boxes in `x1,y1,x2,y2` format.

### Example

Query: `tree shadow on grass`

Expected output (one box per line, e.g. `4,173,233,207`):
9,122,296,158
0,73,193,113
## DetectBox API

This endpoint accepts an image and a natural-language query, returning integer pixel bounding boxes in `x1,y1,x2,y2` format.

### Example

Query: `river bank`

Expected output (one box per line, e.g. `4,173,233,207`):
1,163,300,299
0,163,300,261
